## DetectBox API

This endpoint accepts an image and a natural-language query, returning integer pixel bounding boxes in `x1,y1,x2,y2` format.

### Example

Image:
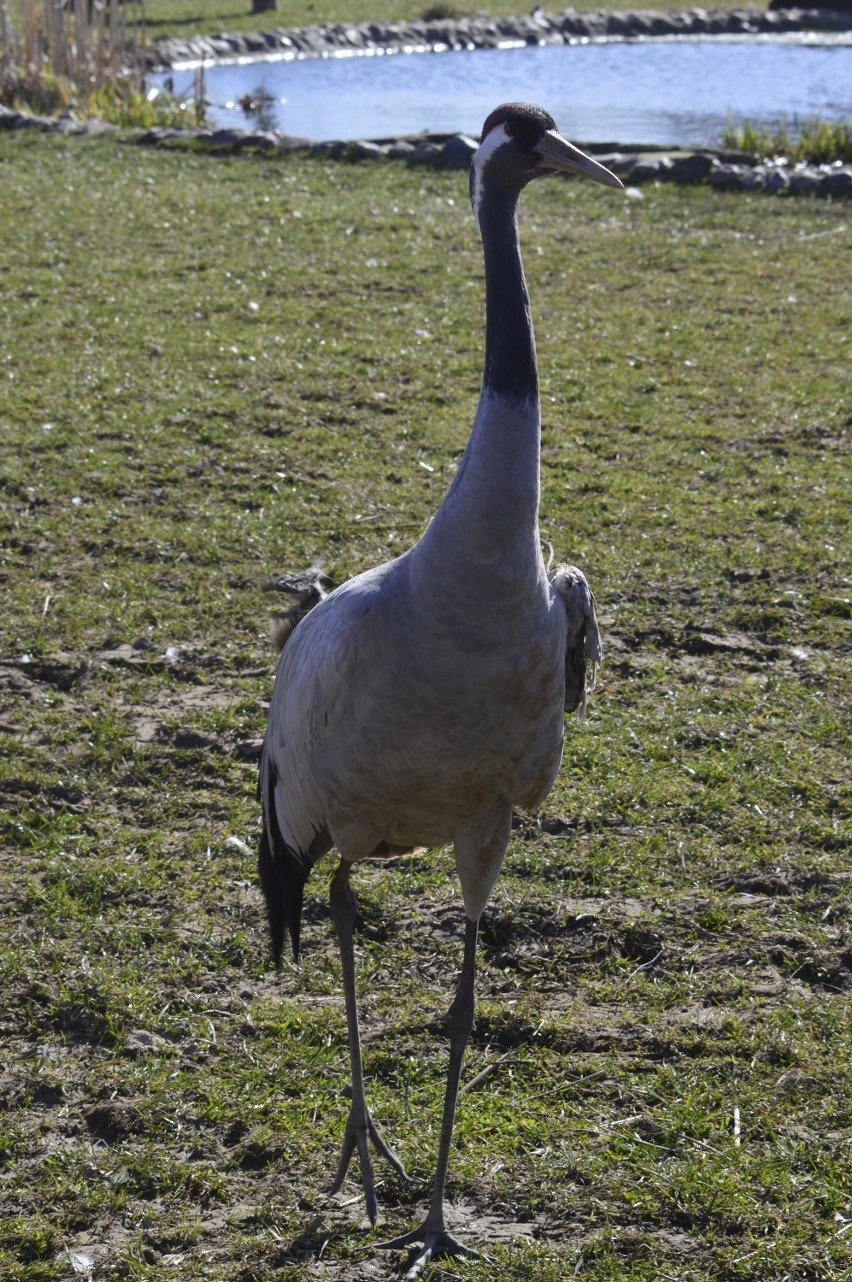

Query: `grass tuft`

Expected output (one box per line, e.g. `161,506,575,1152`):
721,115,852,164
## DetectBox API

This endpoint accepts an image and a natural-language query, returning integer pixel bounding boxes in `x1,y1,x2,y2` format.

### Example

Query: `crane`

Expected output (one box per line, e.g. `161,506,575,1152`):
258,102,622,1275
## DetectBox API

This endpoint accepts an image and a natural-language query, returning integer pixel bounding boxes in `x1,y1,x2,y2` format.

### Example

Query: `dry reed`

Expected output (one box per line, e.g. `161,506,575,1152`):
0,0,147,109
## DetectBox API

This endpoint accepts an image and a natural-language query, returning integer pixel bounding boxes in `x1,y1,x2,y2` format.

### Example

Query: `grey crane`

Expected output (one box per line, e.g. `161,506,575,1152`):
258,102,622,1274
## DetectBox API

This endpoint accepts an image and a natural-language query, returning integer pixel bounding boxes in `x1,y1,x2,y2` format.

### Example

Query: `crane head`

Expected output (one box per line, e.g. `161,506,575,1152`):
470,102,623,214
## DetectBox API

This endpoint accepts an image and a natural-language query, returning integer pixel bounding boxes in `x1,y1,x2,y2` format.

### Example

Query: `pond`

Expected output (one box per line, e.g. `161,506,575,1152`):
154,36,852,148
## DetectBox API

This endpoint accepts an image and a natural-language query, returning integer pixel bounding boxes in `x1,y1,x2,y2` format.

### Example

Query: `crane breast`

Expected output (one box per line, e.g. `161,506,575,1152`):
265,555,567,856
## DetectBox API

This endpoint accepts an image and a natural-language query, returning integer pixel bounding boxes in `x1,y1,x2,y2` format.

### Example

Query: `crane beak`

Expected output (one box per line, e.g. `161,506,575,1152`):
535,129,624,190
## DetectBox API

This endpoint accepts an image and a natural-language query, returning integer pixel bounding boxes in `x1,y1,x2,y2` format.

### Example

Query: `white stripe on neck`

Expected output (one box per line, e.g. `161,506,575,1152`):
471,122,512,229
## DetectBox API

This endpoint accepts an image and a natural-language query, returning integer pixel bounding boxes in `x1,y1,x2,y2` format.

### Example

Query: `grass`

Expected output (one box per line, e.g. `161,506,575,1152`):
721,117,852,165
0,133,850,1282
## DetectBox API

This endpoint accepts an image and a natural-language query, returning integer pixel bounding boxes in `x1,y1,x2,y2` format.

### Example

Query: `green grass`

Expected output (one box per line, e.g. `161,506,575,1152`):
0,134,850,1282
721,116,852,165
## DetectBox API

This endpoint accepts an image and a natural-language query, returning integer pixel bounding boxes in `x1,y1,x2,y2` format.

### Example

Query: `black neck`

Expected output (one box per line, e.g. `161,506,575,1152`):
479,186,538,404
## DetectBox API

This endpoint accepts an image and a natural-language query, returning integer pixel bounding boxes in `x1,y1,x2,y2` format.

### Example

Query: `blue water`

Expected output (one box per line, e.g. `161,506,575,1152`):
154,38,852,147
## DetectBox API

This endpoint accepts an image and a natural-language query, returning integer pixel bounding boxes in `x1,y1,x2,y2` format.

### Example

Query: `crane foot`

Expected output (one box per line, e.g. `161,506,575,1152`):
329,1105,409,1224
375,1221,479,1279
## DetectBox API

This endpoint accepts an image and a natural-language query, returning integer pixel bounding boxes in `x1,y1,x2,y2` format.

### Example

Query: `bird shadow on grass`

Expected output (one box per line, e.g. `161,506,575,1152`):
272,1186,429,1276
271,1212,333,1266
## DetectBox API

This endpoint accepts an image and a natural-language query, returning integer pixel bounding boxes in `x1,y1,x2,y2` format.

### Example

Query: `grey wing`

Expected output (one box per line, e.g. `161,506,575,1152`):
263,599,353,854
547,564,603,716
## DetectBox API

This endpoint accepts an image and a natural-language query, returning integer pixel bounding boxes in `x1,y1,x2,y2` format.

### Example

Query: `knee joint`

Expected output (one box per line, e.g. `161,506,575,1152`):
446,992,475,1040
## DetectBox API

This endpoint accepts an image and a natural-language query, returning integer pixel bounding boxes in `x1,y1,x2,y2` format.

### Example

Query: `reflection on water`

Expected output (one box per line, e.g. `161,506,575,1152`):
236,86,278,132
153,38,852,147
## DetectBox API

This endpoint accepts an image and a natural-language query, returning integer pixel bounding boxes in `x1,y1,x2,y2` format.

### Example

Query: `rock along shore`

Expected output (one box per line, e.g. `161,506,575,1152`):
147,5,852,67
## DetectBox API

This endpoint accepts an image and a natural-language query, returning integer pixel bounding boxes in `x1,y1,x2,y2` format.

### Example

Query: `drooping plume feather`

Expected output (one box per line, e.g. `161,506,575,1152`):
548,564,603,716
262,567,335,652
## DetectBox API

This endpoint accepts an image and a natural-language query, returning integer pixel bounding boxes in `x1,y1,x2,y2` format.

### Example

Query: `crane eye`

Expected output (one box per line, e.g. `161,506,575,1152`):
503,121,518,138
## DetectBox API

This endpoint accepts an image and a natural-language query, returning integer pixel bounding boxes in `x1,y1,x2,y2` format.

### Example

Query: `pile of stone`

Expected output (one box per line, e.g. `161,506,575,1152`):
308,136,852,196
147,6,852,67
609,147,852,195
154,129,852,196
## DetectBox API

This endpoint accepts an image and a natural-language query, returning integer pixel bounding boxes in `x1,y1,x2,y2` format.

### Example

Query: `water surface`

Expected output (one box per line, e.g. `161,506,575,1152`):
155,37,852,147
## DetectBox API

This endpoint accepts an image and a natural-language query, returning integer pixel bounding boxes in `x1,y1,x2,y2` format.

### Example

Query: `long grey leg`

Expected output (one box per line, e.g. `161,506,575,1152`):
377,914,480,1276
328,859,408,1224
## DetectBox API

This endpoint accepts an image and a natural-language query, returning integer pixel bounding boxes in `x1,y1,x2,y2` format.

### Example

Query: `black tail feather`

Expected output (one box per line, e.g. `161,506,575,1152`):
258,754,309,964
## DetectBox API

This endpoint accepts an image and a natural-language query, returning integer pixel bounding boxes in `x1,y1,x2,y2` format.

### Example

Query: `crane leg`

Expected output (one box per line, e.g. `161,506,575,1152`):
376,914,480,1277
328,859,409,1224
